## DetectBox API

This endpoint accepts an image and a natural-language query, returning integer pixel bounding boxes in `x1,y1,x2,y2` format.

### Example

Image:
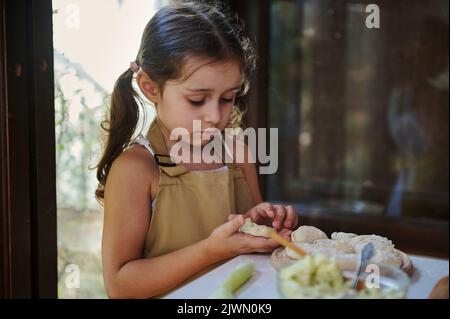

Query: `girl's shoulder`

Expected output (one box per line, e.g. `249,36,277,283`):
117,144,158,168
108,144,159,195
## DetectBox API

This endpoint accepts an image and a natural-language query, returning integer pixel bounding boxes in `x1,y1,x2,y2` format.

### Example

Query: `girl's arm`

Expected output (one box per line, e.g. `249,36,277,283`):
102,147,276,298
102,148,213,298
105,236,224,299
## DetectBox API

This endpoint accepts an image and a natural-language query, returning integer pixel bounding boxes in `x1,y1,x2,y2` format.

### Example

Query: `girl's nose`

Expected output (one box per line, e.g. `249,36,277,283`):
203,102,221,125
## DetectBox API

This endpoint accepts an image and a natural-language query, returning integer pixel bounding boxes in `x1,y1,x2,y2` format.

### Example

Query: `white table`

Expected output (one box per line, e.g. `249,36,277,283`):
164,254,449,299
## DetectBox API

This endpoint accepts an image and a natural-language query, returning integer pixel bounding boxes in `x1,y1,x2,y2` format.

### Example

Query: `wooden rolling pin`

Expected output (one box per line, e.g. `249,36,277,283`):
270,231,307,257
428,275,449,299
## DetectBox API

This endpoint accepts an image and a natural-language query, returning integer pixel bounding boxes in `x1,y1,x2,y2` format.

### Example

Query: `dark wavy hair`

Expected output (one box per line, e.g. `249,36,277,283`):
95,0,257,201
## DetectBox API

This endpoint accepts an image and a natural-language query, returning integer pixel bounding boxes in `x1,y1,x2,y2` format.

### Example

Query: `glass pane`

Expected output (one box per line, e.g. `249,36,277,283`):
53,0,167,298
268,0,448,220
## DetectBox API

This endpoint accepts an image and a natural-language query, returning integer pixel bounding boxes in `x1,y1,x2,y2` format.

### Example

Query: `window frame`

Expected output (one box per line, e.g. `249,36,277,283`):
0,0,56,298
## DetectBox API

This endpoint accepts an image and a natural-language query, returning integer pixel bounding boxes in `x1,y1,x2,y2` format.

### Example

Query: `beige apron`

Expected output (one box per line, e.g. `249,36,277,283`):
141,118,256,259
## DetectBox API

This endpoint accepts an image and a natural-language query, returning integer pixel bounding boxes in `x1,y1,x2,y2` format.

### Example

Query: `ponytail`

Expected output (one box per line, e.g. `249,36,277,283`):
95,68,140,202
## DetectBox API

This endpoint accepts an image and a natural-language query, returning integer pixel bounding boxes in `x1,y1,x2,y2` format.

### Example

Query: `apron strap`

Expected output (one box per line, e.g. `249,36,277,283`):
221,133,239,170
146,117,238,177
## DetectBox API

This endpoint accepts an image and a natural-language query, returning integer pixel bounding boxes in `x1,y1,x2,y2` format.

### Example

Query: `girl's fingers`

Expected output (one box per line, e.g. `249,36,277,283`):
239,228,298,254
244,236,279,251
244,203,272,222
284,205,298,229
272,205,286,230
278,228,292,240
244,203,297,230
222,214,244,235
245,207,260,221
228,213,238,221
256,202,275,219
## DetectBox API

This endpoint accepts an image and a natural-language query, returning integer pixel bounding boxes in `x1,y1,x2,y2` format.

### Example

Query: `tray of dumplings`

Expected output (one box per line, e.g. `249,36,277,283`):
239,219,413,275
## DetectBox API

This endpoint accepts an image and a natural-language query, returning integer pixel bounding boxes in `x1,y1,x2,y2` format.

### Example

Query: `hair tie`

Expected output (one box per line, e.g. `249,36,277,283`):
130,61,140,73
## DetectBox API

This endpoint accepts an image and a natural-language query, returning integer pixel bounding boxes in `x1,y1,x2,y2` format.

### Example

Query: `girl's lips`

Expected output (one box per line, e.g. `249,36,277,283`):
204,128,220,134
192,130,217,142
194,129,217,135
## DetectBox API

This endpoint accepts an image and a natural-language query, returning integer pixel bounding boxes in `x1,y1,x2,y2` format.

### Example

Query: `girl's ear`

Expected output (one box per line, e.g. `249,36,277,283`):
136,72,160,104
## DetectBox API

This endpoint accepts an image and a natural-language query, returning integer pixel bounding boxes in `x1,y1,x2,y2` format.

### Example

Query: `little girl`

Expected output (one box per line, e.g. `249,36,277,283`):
96,1,298,298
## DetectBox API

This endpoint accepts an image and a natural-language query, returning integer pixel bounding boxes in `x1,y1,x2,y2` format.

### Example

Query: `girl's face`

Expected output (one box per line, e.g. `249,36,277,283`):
155,57,243,145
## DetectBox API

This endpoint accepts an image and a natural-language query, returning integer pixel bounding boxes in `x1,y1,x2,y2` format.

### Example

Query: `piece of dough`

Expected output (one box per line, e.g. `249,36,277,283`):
371,250,402,268
288,228,406,271
349,234,394,253
313,239,334,248
291,226,328,243
331,232,357,241
239,218,274,238
311,239,353,254
333,240,355,254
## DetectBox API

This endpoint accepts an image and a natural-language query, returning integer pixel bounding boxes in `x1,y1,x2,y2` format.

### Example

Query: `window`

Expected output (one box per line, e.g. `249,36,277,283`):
53,0,166,298
267,0,448,221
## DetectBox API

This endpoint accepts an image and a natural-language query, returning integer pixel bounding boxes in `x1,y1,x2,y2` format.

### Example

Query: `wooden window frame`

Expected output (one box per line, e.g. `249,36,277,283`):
1,0,56,298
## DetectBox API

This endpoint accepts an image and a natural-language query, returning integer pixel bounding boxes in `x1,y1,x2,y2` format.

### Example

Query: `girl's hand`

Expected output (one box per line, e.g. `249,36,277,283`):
241,202,299,231
205,214,291,260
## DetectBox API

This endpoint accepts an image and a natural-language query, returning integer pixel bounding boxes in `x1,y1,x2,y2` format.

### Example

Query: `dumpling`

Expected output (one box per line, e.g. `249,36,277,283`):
350,235,394,254
283,225,406,272
331,232,357,241
291,226,328,243
312,239,354,254
239,218,274,238
333,240,355,254
370,250,402,268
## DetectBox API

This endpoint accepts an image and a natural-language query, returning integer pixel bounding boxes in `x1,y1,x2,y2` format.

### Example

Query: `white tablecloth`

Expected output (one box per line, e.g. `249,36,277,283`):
164,253,449,299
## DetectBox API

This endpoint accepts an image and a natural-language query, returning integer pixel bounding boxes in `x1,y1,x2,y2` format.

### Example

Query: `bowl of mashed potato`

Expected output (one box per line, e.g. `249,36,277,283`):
277,254,410,299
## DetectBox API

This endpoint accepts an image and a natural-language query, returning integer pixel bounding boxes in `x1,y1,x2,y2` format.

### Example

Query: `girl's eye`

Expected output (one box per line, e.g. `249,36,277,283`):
188,97,235,106
188,99,205,106
220,98,234,104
